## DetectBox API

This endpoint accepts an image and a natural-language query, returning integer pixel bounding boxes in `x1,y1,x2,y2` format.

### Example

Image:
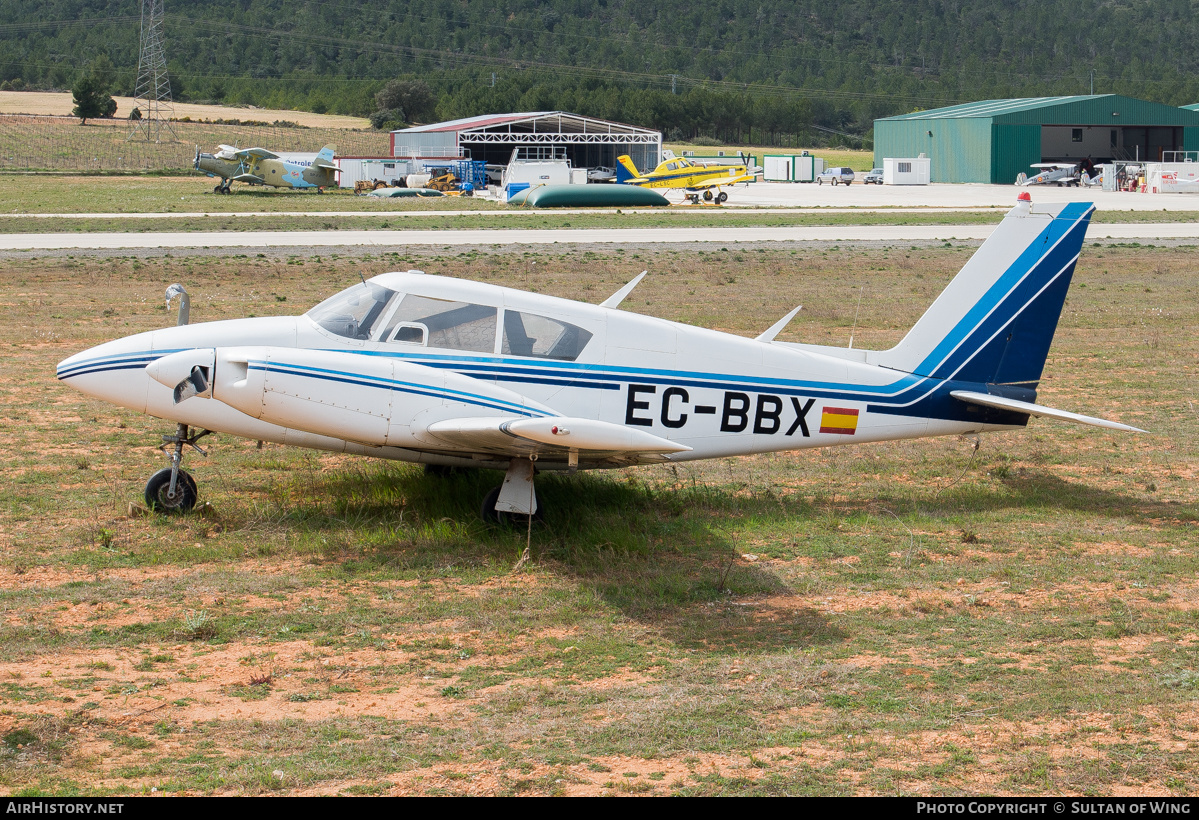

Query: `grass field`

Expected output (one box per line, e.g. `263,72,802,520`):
0,242,1195,796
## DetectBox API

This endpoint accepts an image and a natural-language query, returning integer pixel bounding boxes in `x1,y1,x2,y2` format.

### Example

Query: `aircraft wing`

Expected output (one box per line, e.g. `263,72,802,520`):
950,391,1144,432
234,147,280,160
687,173,756,190
424,416,690,462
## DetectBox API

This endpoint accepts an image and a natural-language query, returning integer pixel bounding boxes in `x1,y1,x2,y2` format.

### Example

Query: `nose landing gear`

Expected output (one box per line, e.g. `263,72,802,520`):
145,423,212,514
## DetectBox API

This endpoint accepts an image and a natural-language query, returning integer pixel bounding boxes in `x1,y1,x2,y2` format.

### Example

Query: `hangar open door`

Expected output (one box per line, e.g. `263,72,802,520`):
1041,125,1184,164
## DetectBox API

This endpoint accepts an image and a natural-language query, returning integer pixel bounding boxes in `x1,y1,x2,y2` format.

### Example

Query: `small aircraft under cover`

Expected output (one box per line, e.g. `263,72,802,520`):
1016,163,1080,187
194,144,338,194
58,197,1140,521
616,152,760,203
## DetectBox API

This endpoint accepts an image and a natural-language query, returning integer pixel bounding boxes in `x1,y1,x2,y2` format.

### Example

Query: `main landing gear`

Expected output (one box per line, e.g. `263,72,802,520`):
145,423,211,514
212,181,232,194
480,457,544,526
686,190,728,205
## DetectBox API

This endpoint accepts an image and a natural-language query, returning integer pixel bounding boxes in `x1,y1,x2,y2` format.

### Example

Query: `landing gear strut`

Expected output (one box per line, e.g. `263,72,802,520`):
481,456,543,525
145,423,211,514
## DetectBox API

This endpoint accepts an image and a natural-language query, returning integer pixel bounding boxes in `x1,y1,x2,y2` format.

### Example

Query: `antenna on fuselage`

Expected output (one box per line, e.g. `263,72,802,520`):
755,304,802,343
847,286,864,350
600,271,647,309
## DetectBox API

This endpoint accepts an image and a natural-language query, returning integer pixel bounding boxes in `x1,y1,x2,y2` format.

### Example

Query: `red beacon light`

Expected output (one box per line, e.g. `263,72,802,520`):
1017,191,1031,201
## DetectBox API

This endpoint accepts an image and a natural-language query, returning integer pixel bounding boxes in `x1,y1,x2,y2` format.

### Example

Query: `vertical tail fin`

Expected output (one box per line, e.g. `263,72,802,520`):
876,201,1094,388
312,145,337,170
615,155,641,184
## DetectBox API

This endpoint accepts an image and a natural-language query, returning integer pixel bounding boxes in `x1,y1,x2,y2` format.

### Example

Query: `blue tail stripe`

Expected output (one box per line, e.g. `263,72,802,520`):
912,203,1092,382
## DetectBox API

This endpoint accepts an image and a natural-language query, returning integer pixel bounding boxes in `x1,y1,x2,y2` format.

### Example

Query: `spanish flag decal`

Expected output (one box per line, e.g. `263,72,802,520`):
819,406,860,435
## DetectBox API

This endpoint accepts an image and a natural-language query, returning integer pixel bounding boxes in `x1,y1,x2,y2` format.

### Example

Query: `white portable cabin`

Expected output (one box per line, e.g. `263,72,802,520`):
764,154,824,182
883,156,932,185
337,157,418,189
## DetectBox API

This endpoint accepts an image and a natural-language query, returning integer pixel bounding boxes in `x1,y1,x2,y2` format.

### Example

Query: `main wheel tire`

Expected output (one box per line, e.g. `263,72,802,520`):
716,191,728,203
145,468,198,514
703,190,714,201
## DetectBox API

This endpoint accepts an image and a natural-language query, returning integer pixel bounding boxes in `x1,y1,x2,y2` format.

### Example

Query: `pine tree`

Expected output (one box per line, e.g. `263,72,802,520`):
71,56,116,125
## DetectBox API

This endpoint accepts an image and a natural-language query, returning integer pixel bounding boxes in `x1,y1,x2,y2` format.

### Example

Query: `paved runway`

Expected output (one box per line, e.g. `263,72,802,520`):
2,222,1197,251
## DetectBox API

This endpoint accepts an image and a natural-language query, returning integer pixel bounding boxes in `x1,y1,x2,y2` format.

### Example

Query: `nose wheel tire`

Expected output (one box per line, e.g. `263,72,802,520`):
145,468,198,514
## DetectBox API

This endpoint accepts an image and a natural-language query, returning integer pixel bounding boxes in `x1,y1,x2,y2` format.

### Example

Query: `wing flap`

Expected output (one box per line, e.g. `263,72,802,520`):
950,391,1145,433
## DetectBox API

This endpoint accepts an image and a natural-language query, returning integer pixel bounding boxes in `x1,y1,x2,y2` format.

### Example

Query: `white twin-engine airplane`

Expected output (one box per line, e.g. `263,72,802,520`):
58,198,1141,521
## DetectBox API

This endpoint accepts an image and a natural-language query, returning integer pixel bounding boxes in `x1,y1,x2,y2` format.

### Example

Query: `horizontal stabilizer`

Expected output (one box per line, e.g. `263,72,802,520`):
950,391,1144,433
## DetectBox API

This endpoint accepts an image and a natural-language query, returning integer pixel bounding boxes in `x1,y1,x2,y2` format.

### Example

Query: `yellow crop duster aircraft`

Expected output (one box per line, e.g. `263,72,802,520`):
616,151,760,203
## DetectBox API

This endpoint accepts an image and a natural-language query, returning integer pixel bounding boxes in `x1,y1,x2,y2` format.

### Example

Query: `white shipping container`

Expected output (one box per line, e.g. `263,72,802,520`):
501,160,572,189
795,155,824,182
762,155,824,182
764,155,796,182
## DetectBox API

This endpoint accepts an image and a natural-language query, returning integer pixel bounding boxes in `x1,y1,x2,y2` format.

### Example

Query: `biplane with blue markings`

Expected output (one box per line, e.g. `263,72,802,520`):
194,144,338,194
57,196,1141,521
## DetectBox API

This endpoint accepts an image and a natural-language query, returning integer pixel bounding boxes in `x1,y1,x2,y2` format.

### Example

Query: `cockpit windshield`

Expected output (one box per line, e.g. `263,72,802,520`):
306,283,399,340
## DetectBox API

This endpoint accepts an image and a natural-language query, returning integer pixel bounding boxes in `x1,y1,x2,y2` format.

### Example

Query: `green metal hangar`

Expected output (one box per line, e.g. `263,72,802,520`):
873,95,1199,184
389,111,662,172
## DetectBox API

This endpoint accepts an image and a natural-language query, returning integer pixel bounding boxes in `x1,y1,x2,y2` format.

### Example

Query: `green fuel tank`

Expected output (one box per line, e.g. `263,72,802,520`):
507,185,670,208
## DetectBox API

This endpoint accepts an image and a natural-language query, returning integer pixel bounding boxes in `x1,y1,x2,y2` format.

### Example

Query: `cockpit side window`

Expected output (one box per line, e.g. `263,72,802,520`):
306,283,398,340
381,294,497,352
501,311,593,361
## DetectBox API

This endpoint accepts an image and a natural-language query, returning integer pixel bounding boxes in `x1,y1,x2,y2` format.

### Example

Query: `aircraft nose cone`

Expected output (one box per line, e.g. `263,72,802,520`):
57,338,154,413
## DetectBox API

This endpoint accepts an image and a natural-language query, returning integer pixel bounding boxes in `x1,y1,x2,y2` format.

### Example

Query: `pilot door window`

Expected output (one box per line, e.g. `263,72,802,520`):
501,310,593,361
380,294,498,353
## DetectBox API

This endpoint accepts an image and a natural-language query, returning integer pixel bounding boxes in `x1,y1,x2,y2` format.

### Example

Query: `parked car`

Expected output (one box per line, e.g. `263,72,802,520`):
863,168,884,185
816,167,855,185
